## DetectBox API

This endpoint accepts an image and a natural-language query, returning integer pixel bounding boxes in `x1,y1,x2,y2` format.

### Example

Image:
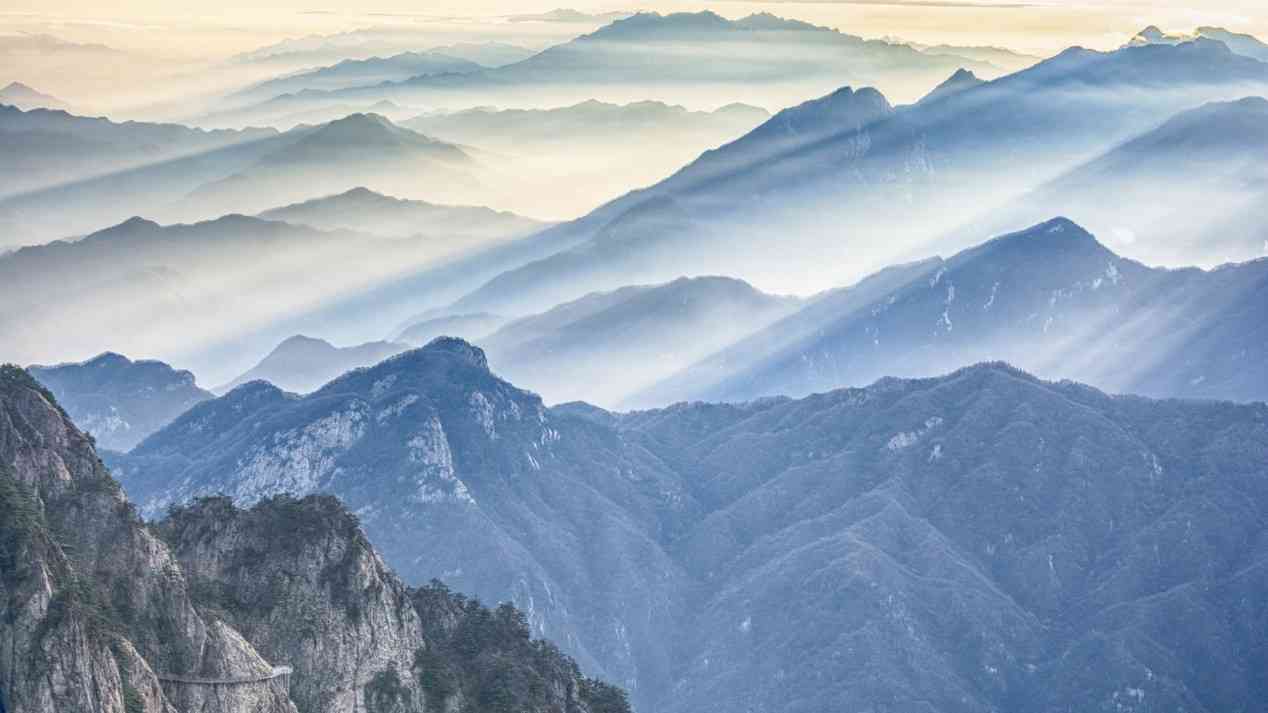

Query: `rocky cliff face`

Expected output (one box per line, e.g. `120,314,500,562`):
1,363,632,713
157,494,630,713
0,364,294,713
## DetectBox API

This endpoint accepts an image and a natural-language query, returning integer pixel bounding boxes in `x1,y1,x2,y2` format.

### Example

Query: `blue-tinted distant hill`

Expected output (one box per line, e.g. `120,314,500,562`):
633,218,1268,407
0,102,273,205
28,351,212,451
1128,24,1268,62
957,97,1268,267
184,113,477,217
231,51,483,103
445,39,1268,318
479,276,801,406
217,335,409,394
296,11,1002,110
257,186,546,241
0,212,533,384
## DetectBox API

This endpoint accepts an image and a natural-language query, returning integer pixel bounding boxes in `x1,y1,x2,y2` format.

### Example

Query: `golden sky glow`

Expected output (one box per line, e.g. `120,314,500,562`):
2,1,1265,58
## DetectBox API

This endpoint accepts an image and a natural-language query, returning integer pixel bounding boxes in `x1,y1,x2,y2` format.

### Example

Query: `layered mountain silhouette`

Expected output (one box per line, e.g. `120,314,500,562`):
479,276,801,406
107,338,1268,713
403,100,768,147
443,39,1268,316
193,92,422,130
900,40,1042,72
0,103,273,215
396,313,507,347
218,335,409,394
0,363,632,713
401,99,770,217
634,218,1268,407
232,51,483,103
27,352,212,451
257,186,546,241
0,111,495,246
918,67,985,104
292,11,1002,110
232,32,534,73
0,213,526,384
185,113,477,217
0,81,70,110
961,97,1268,266
1129,25,1268,61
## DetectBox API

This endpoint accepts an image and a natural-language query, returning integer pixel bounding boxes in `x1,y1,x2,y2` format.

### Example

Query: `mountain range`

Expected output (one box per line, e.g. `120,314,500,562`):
0,103,273,208
397,313,508,347
184,113,478,218
217,335,409,394
0,110,523,247
0,210,536,385
105,338,1268,713
437,38,1268,319
632,217,1268,408
901,41,1043,72
284,11,1004,111
961,97,1268,267
27,352,212,451
0,362,632,713
478,276,801,406
230,51,484,104
0,81,70,110
400,99,770,217
1129,25,1268,61
232,32,538,74
256,186,547,241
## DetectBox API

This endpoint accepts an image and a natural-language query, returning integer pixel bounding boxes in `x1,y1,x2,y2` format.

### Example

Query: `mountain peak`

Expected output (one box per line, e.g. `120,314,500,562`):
415,336,490,371
919,67,985,103
277,334,333,349
968,217,1109,263
754,84,893,141
85,351,133,367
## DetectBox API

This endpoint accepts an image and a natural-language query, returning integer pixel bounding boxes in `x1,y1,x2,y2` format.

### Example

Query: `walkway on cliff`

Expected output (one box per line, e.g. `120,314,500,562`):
157,666,292,686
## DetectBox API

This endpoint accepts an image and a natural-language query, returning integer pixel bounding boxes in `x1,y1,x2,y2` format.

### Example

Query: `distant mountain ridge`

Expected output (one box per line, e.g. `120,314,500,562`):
0,102,274,211
0,211,534,385
0,81,70,110
439,38,1268,318
479,276,801,406
28,352,212,451
287,10,1004,111
183,113,477,217
257,186,547,241
959,96,1268,266
231,51,483,103
1128,25,1268,61
218,335,410,394
633,218,1268,407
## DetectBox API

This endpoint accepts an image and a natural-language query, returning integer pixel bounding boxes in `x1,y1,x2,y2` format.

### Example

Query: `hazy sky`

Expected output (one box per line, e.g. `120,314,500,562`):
3,0,1265,58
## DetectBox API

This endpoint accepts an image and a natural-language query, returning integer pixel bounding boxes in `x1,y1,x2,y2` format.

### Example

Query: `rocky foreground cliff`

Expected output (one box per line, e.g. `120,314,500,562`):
0,364,631,713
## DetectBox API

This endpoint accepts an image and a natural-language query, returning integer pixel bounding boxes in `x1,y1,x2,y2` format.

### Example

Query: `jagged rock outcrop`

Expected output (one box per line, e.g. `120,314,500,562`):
1,362,633,713
157,495,632,713
0,364,294,713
